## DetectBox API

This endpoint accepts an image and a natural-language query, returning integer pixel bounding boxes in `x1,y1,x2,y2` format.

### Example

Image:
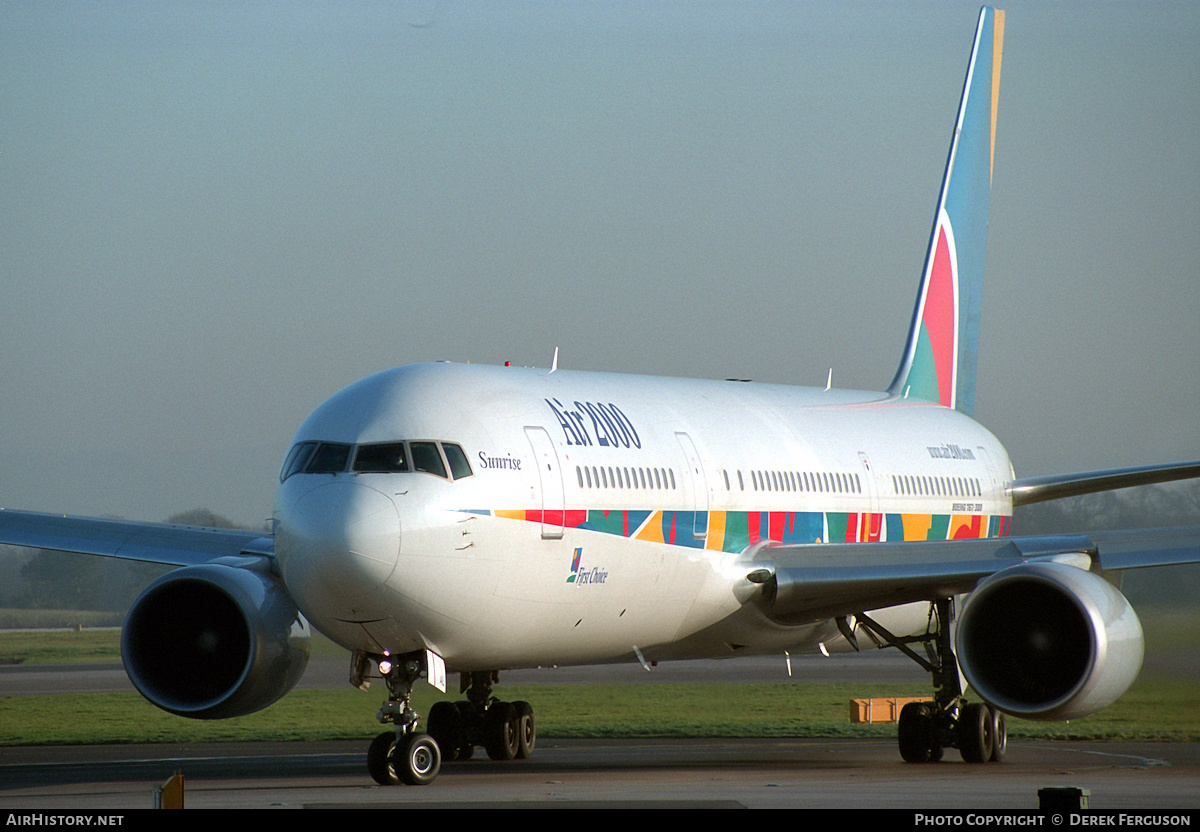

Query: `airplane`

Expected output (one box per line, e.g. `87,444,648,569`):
2,6,1198,786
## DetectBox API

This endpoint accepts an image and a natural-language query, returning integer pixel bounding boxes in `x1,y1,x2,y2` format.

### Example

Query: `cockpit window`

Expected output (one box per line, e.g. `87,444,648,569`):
409,441,447,478
283,439,474,482
280,441,318,482
442,443,473,480
306,442,352,474
280,441,352,480
353,443,410,473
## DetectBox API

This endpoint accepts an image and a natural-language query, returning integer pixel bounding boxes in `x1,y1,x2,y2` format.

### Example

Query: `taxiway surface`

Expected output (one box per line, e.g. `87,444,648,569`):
4,650,1198,810
3,738,1199,810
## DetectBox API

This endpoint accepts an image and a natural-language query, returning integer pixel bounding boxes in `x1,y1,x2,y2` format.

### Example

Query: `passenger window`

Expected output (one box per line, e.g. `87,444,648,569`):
410,442,447,478
442,443,473,480
306,442,351,474
354,443,410,473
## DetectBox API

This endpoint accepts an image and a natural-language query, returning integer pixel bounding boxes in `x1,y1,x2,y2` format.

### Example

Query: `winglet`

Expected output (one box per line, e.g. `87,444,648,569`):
888,7,1004,417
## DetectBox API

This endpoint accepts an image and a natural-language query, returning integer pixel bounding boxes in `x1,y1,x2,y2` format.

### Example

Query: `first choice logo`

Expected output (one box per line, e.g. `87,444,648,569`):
566,547,609,585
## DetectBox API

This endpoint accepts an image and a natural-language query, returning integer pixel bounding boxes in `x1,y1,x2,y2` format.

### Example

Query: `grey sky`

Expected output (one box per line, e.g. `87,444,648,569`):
1,1,1197,528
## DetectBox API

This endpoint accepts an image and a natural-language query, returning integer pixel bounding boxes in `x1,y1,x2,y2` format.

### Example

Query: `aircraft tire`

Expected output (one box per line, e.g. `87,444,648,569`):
513,700,536,759
989,708,1007,762
367,731,400,785
454,701,477,760
484,701,519,761
958,702,995,763
427,701,465,763
898,702,936,763
397,733,441,786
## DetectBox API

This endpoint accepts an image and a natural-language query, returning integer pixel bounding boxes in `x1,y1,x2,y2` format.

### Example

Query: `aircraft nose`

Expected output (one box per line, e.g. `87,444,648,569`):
275,480,400,622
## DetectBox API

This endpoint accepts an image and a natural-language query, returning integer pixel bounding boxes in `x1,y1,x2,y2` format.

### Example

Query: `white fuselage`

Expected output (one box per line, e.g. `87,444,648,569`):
273,362,1013,672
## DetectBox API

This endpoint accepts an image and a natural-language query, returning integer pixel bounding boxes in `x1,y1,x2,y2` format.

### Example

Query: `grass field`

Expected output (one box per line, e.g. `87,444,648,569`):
2,609,1197,746
2,678,1197,747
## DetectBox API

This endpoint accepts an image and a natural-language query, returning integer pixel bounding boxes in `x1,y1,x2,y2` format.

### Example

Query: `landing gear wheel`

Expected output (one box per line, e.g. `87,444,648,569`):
898,702,936,763
513,700,536,759
958,702,995,763
397,733,441,786
427,701,465,763
455,701,477,760
484,701,519,761
367,731,400,785
988,708,1007,762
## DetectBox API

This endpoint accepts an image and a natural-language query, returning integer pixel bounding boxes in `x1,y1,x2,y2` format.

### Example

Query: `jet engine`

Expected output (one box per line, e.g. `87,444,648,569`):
121,563,310,719
956,561,1143,721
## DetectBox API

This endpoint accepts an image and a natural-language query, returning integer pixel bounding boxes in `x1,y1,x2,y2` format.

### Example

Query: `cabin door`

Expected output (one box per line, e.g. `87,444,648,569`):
857,451,883,542
525,426,565,539
675,432,709,542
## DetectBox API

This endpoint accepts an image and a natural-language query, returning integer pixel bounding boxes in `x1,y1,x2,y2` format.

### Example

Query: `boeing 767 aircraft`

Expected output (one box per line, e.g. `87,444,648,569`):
2,7,1198,786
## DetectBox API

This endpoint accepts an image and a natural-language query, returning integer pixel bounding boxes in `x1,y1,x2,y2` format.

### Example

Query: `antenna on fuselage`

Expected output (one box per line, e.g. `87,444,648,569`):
825,368,833,391
550,347,559,373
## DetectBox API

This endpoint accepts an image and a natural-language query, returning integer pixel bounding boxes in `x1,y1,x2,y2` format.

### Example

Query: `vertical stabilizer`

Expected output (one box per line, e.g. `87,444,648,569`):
889,7,1004,417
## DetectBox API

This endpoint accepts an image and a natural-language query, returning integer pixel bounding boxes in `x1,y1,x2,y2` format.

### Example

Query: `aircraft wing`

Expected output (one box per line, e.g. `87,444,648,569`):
1009,461,1200,506
750,525,1200,625
0,508,273,567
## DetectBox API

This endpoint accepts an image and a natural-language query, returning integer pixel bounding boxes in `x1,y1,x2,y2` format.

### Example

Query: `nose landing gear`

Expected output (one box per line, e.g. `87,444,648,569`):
364,651,443,786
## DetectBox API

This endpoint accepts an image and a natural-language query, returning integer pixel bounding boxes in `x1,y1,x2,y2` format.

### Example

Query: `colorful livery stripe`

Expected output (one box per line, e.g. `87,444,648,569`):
475,507,1011,552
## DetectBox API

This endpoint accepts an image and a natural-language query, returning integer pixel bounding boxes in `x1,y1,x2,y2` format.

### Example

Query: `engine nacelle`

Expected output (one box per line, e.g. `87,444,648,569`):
956,561,1143,721
122,563,310,719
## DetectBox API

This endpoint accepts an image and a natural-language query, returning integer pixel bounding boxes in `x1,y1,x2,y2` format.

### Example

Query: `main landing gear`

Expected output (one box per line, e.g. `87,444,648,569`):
361,653,536,786
427,671,537,763
854,598,1006,765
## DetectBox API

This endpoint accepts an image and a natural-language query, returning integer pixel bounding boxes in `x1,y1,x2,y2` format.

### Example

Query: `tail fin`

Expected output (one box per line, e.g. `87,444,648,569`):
888,7,1004,417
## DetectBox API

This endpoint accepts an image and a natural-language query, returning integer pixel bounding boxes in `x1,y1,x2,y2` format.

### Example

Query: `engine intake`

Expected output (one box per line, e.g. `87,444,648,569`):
956,561,1143,721
122,563,310,719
